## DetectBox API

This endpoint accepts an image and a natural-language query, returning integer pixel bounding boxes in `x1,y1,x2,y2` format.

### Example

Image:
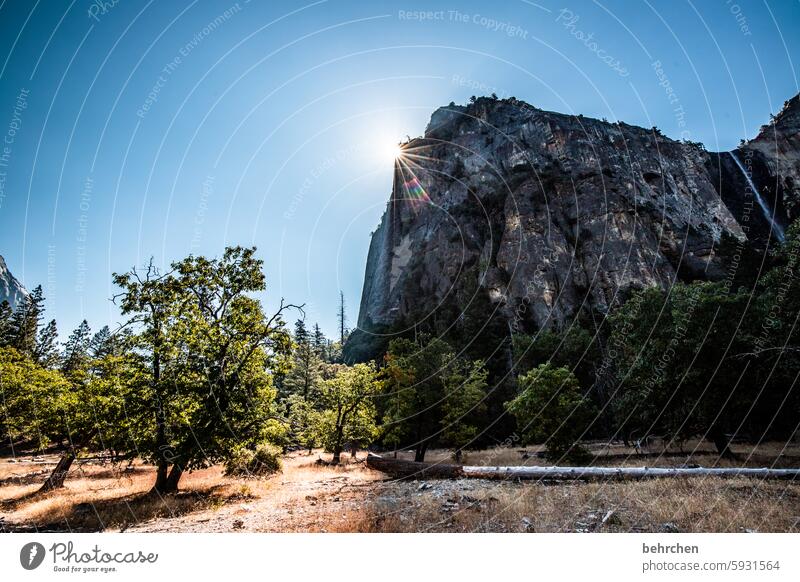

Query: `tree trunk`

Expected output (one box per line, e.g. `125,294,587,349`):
151,348,171,493
711,431,736,460
414,440,429,462
331,425,344,464
366,454,800,481
153,462,169,493
163,464,183,493
39,452,75,492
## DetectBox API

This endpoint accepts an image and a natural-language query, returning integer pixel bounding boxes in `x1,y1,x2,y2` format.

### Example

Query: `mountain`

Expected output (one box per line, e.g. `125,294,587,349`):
0,255,28,310
345,94,800,361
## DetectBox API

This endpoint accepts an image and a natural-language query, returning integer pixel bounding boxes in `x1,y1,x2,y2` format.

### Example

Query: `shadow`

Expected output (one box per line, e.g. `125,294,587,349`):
0,483,239,533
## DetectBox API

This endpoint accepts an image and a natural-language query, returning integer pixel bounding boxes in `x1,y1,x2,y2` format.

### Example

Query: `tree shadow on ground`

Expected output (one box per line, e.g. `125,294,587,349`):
0,484,252,532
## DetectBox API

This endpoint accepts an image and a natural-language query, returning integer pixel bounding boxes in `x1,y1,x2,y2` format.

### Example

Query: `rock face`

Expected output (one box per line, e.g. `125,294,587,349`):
0,255,27,310
346,95,799,361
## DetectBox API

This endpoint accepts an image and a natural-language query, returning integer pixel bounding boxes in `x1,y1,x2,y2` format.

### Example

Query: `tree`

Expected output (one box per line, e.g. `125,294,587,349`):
0,346,71,457
89,325,116,359
153,246,297,492
61,320,92,374
337,291,348,347
0,300,13,344
440,360,488,461
285,393,322,452
513,326,598,391
34,319,60,369
7,285,44,356
312,323,327,361
282,319,322,398
381,337,488,462
316,362,380,463
505,363,594,462
113,258,186,494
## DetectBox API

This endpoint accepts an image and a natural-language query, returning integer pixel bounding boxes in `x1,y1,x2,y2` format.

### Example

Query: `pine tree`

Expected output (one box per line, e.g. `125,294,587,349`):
0,300,12,345
312,323,327,361
337,291,348,346
8,286,44,356
61,320,92,373
89,325,115,358
283,318,322,398
34,319,60,368
294,319,309,345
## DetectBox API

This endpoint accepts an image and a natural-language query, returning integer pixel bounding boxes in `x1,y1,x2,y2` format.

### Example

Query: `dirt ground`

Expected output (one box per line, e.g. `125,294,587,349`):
1,443,799,533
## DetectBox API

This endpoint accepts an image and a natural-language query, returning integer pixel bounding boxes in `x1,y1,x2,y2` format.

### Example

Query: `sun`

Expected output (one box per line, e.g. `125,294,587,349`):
380,140,403,164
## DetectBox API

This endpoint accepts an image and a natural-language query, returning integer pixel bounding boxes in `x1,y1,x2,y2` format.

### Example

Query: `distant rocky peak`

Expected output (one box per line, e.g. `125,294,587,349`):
0,255,28,310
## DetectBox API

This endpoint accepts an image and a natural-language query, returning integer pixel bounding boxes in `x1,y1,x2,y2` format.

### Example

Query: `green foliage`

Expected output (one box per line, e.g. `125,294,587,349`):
381,337,488,461
61,320,92,373
0,346,71,450
512,326,599,392
112,246,295,491
285,393,322,451
0,301,12,342
34,319,60,369
281,319,324,399
5,285,44,356
440,360,489,453
224,442,282,477
314,362,380,462
505,363,594,462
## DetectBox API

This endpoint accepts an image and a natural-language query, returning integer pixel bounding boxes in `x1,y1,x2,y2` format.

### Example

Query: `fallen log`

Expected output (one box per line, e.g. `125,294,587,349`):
366,454,800,481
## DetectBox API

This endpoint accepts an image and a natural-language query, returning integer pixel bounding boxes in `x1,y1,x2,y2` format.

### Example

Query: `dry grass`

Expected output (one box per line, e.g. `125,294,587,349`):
337,477,800,533
1,442,798,533
0,458,253,531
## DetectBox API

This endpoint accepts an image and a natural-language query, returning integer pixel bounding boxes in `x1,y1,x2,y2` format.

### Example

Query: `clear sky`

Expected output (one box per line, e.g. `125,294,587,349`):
0,0,798,339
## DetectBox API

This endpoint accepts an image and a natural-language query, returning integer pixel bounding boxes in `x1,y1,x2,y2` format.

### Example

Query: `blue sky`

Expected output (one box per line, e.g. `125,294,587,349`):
0,0,798,338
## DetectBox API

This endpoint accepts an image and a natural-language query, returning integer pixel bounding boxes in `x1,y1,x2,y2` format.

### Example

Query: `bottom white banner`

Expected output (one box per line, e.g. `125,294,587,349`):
0,533,796,581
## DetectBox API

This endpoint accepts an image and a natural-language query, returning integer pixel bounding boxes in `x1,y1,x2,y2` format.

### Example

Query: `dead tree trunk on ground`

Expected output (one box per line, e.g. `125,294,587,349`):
366,454,800,481
39,451,76,492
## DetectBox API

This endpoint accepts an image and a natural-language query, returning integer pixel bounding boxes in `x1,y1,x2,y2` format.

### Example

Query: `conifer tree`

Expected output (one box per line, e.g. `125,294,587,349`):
61,320,92,374
8,285,44,356
34,319,60,368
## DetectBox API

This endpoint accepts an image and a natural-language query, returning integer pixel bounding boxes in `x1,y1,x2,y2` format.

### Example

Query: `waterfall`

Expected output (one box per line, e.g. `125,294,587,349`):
729,151,785,242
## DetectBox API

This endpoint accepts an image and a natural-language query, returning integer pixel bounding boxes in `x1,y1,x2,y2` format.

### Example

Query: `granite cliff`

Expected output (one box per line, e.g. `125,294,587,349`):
0,255,27,310
346,95,800,361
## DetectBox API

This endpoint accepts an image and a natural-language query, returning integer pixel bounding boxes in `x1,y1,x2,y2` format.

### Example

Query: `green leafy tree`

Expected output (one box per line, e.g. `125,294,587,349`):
158,246,297,491
315,362,380,463
606,282,755,456
440,360,488,461
89,325,116,359
0,346,71,456
381,337,488,461
512,326,598,392
505,363,594,462
113,258,188,493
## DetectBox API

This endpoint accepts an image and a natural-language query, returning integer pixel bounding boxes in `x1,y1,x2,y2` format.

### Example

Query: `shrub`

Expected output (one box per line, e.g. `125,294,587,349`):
224,443,282,477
